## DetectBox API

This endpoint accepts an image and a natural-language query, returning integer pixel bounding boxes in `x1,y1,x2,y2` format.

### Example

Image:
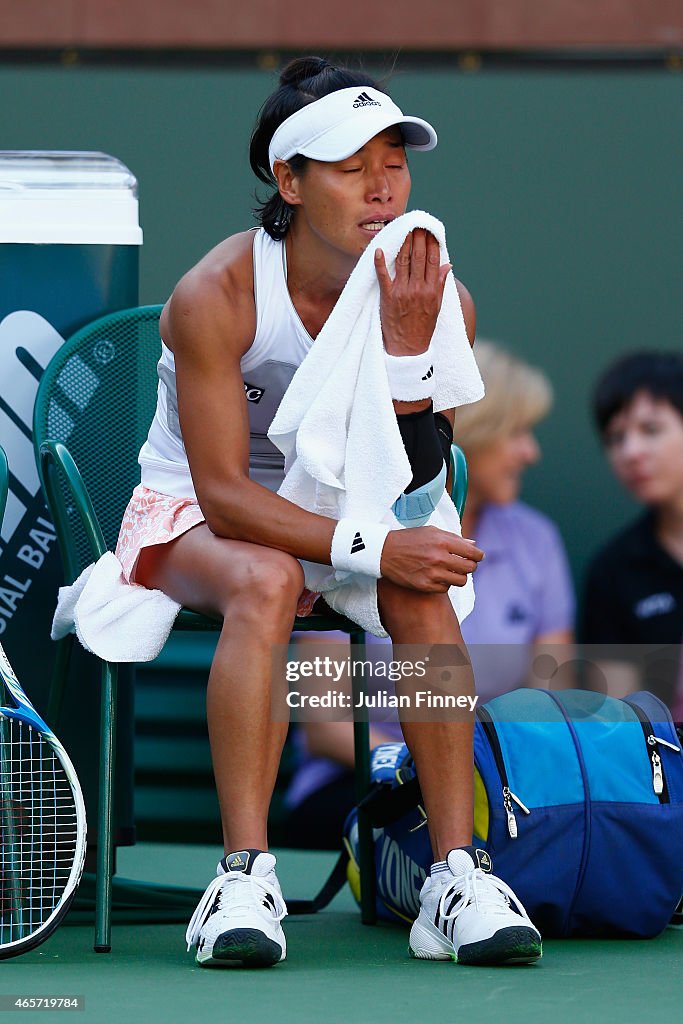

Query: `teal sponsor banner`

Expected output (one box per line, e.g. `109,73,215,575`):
0,154,142,851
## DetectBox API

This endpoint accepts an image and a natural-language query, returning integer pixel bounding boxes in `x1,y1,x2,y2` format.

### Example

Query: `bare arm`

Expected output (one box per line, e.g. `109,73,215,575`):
164,240,337,564
372,228,484,585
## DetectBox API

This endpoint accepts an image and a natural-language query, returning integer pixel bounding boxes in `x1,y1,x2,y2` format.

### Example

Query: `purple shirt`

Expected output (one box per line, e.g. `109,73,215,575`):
461,501,575,701
286,500,575,807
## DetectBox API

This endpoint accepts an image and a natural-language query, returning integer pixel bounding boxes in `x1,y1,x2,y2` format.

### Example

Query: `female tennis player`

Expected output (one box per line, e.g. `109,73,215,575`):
116,56,542,968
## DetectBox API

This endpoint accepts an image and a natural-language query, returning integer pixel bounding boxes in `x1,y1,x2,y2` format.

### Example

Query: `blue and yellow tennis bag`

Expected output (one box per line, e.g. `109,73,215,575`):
344,688,683,938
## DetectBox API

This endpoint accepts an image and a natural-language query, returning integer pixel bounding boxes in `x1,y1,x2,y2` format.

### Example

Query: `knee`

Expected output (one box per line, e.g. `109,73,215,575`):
230,550,304,618
378,580,455,636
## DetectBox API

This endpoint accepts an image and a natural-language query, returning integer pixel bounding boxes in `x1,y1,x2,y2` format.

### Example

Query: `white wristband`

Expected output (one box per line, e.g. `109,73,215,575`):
330,519,391,578
384,348,435,401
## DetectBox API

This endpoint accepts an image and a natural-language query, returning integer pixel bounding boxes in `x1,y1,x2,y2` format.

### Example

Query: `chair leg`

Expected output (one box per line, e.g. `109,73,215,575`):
94,660,118,953
46,634,74,728
350,629,377,925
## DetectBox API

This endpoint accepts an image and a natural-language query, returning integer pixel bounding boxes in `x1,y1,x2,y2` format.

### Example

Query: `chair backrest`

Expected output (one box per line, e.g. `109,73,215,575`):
450,443,468,519
0,443,8,530
33,305,163,581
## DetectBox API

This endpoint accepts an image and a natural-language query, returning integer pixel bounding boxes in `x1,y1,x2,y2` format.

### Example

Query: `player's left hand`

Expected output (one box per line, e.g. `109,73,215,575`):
374,228,451,356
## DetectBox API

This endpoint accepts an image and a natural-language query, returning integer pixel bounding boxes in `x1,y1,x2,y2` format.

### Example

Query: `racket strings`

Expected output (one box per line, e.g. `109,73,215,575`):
0,716,79,944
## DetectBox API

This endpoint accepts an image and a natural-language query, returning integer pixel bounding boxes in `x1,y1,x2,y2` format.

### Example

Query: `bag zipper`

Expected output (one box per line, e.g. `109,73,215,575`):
477,708,531,838
624,700,681,802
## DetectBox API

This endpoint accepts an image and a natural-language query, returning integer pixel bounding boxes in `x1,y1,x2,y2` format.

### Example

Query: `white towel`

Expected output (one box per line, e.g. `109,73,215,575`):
51,552,181,663
268,210,484,637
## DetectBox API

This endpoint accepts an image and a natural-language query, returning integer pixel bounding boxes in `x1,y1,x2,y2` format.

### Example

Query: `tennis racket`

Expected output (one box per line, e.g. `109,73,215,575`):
0,640,86,958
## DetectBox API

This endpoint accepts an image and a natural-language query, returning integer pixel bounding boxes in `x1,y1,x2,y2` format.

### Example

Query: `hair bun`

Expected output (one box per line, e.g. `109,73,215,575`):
279,56,331,88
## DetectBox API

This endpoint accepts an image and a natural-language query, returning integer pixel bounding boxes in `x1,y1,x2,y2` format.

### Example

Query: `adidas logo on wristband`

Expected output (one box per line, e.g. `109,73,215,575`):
385,348,435,401
331,519,390,579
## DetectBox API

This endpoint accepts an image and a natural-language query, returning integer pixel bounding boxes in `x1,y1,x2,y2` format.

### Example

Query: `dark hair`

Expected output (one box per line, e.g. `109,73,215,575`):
593,351,683,435
249,56,383,240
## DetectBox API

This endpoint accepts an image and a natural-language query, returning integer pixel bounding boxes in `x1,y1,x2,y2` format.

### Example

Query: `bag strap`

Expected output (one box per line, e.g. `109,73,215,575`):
362,776,423,827
287,847,350,914
286,775,425,915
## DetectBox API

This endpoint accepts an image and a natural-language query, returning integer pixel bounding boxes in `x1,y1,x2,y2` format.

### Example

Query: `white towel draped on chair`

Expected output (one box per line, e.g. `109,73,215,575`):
51,552,181,663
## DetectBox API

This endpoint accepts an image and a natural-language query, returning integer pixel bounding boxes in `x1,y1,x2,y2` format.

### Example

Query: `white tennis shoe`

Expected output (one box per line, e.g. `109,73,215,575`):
186,849,287,967
409,847,542,965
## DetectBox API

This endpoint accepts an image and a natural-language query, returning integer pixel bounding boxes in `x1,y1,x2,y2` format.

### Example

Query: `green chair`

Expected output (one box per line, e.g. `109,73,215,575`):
32,305,468,953
449,440,468,521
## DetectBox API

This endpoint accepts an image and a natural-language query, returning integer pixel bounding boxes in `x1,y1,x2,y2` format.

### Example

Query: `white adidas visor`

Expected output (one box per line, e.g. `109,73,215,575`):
268,86,437,174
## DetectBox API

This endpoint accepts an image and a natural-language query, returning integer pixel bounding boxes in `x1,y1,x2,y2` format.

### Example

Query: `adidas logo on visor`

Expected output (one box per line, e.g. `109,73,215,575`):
353,91,381,109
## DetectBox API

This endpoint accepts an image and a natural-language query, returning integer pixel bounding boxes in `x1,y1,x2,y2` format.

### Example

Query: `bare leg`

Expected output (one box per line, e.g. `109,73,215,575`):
377,579,475,861
136,526,303,852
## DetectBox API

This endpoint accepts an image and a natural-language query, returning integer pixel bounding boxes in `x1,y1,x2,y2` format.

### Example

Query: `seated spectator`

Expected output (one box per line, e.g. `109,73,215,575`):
581,352,683,710
454,341,575,700
283,341,574,848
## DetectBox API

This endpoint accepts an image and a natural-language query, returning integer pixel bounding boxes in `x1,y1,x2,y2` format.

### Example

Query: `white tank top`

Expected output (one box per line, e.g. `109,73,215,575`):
138,228,314,498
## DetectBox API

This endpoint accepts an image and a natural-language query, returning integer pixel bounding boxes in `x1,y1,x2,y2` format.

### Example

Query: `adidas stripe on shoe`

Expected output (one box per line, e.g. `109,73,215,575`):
409,847,542,966
186,849,287,967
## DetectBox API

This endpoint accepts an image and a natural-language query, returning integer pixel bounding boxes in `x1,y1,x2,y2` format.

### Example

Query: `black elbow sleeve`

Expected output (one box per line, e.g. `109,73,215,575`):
396,404,451,493
434,412,454,464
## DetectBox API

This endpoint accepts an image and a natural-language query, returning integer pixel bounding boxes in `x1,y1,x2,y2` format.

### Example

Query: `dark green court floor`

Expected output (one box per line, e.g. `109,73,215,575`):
1,844,681,1024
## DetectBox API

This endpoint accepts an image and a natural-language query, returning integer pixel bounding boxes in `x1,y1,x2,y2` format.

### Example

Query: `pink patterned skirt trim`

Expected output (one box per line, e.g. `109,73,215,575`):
115,484,320,616
115,485,205,583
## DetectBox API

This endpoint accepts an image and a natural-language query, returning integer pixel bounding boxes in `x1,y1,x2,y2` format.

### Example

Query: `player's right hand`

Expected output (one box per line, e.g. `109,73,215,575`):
380,527,484,592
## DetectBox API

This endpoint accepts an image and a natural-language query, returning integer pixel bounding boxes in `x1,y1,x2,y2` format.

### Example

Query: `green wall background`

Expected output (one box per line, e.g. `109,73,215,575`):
1,59,680,602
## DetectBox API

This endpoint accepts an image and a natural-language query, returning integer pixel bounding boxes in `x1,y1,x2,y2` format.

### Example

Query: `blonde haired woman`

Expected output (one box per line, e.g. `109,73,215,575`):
455,341,575,699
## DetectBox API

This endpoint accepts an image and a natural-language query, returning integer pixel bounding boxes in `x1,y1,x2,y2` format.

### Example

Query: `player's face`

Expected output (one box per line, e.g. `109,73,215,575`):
603,390,683,506
468,425,541,506
285,127,412,260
